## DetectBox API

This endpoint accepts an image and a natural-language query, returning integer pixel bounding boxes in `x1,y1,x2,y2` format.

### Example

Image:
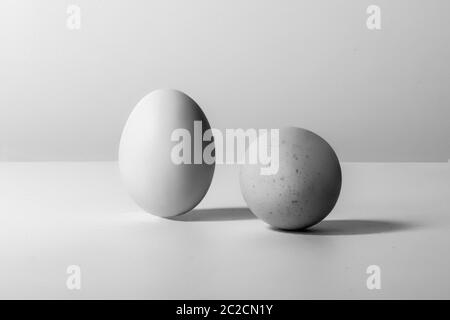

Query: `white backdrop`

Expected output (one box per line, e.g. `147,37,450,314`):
1,0,449,161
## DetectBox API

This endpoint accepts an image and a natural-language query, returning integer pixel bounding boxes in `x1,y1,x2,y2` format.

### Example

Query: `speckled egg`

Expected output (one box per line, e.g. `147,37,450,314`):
239,127,341,230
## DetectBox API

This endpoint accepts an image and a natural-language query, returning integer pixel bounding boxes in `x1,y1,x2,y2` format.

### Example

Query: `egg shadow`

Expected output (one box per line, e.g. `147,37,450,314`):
170,207,256,222
269,219,417,236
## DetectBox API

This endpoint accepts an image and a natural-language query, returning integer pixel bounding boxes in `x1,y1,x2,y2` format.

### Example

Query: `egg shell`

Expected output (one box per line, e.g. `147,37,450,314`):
119,89,215,217
239,127,341,230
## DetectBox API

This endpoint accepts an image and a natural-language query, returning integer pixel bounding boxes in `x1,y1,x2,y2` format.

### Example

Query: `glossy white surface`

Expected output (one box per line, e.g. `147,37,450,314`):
0,162,449,299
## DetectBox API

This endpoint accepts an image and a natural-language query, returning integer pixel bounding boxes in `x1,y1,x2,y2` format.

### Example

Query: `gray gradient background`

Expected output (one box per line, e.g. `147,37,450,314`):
0,0,449,162
0,1,450,300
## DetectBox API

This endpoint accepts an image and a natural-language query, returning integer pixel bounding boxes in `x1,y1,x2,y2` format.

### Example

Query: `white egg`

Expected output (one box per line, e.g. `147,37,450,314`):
119,89,215,217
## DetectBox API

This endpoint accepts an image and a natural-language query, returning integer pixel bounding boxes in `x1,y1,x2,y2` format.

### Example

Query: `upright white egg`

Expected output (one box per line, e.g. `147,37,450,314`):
119,89,215,217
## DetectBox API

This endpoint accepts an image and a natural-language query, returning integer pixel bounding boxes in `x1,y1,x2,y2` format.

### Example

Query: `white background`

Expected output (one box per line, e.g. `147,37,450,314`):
1,0,449,161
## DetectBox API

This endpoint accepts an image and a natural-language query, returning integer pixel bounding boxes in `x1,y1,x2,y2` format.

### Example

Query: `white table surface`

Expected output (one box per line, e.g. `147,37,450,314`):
0,162,449,299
